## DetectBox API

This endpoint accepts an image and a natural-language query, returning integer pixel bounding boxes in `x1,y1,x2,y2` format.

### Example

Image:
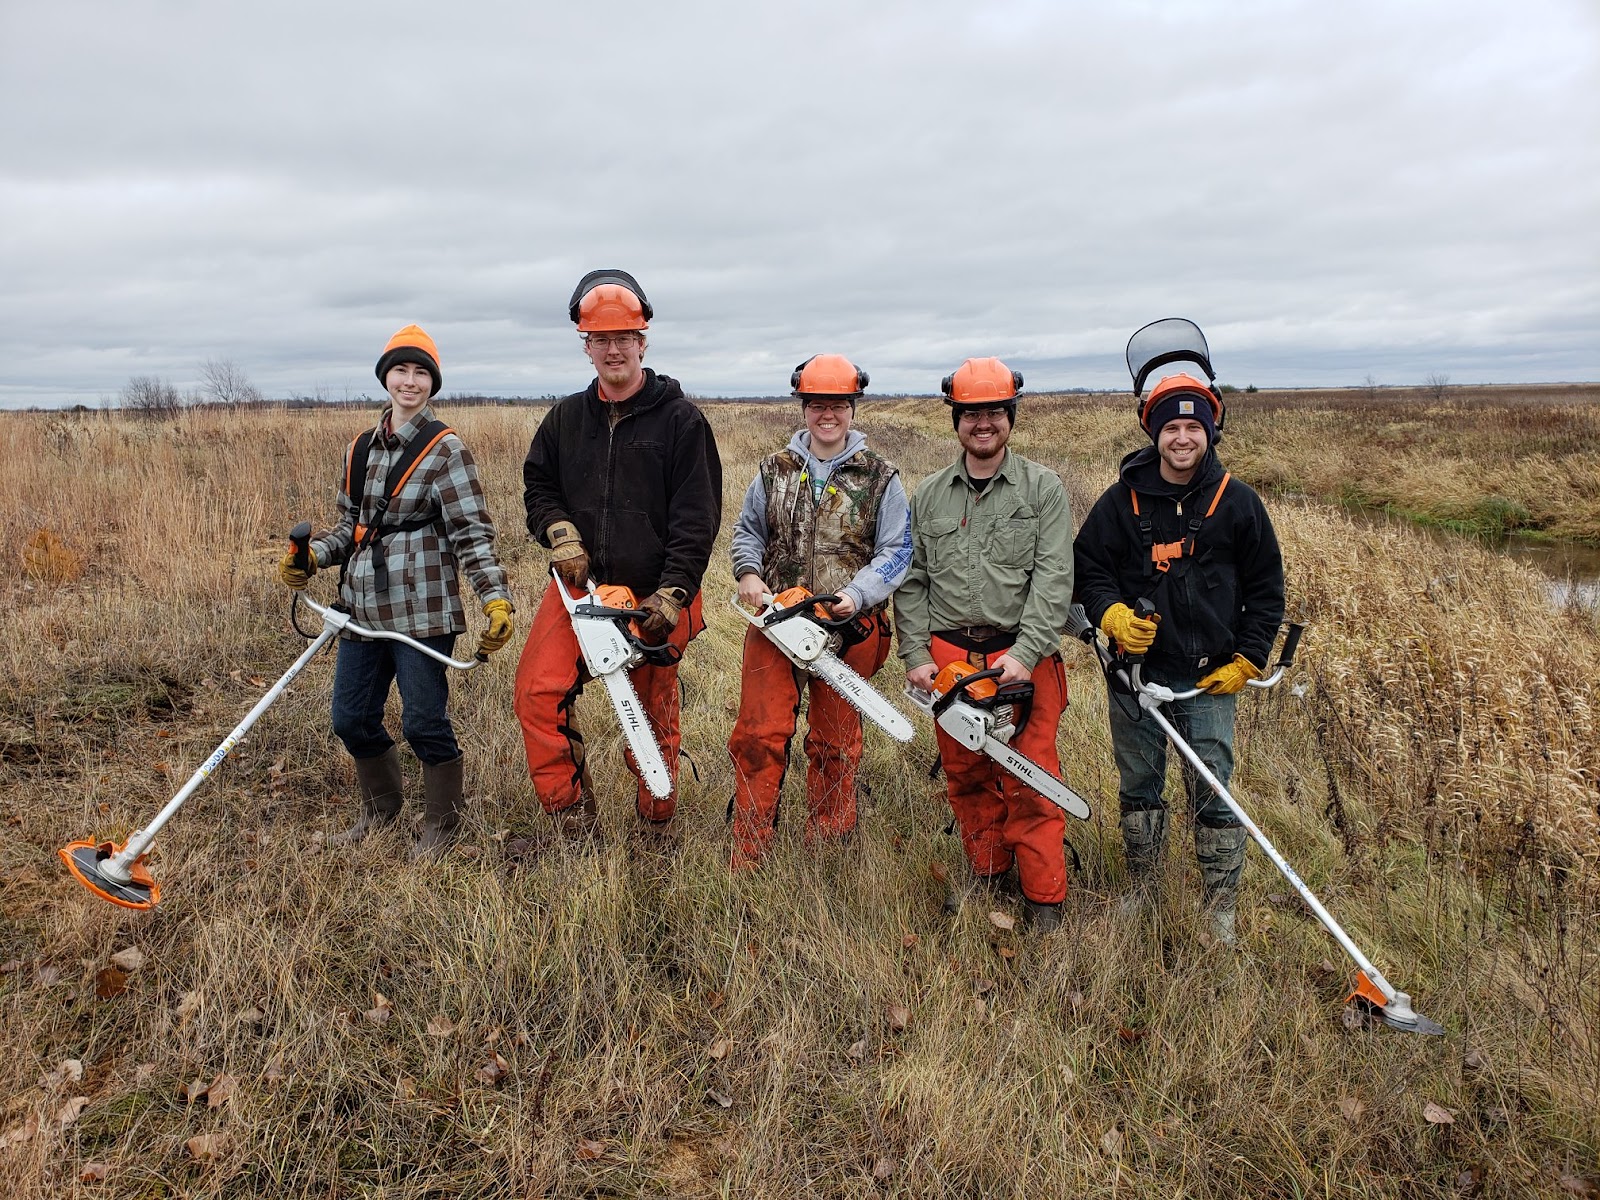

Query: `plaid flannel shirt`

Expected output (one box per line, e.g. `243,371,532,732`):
310,406,511,639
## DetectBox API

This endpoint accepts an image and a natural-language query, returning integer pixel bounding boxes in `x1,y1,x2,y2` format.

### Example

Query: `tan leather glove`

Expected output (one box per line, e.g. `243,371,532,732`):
1101,602,1158,656
547,521,589,589
477,598,514,656
278,545,318,590
636,587,685,642
1196,654,1262,695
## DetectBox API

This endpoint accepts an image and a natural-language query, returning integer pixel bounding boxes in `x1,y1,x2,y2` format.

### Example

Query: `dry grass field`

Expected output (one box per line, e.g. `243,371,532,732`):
1,389,1598,1198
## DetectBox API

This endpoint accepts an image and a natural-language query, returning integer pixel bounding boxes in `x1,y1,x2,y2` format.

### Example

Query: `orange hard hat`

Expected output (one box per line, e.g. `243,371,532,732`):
941,357,1022,406
932,659,997,703
569,269,652,332
791,354,868,399
1138,372,1223,436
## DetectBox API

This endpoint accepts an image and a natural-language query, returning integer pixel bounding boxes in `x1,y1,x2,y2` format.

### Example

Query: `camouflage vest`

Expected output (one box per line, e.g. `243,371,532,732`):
760,446,898,608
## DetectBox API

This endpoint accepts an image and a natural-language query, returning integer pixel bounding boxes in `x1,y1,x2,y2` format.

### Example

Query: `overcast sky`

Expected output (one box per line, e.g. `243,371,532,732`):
2,0,1596,407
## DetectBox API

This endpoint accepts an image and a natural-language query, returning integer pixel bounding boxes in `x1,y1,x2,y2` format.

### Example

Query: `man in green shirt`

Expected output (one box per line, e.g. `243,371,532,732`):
895,358,1076,930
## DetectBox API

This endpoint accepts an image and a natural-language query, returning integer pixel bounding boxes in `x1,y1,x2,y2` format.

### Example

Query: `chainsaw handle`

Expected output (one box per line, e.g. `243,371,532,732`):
931,666,1005,717
761,592,855,630
289,521,312,573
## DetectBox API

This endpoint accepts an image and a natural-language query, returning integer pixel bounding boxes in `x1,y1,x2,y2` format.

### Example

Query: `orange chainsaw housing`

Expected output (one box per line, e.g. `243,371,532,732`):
932,659,998,703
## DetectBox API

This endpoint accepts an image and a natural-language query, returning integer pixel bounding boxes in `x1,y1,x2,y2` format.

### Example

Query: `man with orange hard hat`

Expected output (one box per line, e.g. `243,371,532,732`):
727,354,911,867
515,270,722,839
894,358,1076,930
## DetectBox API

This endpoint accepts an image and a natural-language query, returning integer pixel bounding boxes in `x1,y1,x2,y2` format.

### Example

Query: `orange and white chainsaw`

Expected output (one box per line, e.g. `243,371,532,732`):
554,570,674,798
906,660,1092,821
732,587,913,742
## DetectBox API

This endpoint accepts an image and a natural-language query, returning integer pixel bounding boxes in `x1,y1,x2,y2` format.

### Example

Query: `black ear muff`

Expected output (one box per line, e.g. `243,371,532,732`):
856,368,870,392
790,357,814,393
1011,371,1024,392
940,373,956,397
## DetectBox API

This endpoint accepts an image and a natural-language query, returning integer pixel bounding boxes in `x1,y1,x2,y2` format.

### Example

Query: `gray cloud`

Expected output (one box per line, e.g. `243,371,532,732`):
2,0,1596,407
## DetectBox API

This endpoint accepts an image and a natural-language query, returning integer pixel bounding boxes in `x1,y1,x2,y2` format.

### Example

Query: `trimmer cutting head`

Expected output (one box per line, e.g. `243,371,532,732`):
58,840,160,911
1348,971,1446,1036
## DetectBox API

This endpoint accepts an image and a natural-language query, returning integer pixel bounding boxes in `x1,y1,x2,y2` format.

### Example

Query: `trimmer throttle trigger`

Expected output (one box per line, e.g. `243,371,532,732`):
1135,597,1160,623
289,521,312,574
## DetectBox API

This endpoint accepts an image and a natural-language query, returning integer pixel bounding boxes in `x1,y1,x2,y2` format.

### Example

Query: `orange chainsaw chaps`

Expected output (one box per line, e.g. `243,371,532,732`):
933,659,997,703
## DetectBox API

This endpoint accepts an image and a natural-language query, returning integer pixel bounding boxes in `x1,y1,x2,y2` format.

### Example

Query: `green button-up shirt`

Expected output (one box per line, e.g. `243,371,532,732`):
893,449,1074,673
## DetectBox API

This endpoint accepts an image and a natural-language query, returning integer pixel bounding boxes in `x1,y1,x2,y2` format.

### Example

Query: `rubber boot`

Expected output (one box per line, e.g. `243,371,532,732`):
1195,823,1247,946
410,756,464,861
1117,808,1167,915
1023,898,1064,933
329,747,403,847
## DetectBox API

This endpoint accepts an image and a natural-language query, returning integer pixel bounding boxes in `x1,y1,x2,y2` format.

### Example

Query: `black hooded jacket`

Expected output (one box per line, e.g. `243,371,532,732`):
523,369,723,599
1073,445,1284,680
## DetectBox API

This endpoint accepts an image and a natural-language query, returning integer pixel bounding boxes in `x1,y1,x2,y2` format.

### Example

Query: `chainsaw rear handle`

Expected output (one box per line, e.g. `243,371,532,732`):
930,666,1006,717
289,520,312,573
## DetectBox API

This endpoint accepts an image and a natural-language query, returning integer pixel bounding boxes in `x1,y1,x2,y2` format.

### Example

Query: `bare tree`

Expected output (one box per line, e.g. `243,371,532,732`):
120,375,182,419
1363,373,1380,401
200,358,264,409
1423,372,1450,402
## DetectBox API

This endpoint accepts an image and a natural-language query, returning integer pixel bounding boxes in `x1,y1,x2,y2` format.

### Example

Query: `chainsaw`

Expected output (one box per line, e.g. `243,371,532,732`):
906,660,1092,820
553,570,674,798
731,587,913,743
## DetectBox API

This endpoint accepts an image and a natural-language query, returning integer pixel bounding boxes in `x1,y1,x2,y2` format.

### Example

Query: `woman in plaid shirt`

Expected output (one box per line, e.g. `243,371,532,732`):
279,325,515,859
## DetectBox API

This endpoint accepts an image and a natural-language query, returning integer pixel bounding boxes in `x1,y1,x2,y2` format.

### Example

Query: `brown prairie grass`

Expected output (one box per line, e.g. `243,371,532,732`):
0,396,1597,1198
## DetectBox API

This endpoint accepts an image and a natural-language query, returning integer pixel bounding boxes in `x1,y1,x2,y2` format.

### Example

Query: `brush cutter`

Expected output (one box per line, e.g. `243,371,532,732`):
731,588,914,742
58,522,482,911
905,661,1093,821
1068,603,1445,1035
553,570,675,799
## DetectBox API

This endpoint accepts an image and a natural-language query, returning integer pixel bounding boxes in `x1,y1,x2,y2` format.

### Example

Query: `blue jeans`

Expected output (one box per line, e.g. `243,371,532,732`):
1108,686,1239,828
330,633,460,766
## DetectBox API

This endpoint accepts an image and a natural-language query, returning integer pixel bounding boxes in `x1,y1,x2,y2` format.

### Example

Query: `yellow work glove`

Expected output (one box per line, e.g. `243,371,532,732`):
1196,654,1262,695
477,598,514,656
1101,602,1158,656
278,544,318,590
637,587,685,642
547,520,589,589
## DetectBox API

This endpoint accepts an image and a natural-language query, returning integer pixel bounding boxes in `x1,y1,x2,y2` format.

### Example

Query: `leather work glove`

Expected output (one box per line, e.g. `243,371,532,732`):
1196,654,1263,696
636,587,686,642
477,598,514,657
1101,602,1158,656
278,545,318,590
547,520,589,589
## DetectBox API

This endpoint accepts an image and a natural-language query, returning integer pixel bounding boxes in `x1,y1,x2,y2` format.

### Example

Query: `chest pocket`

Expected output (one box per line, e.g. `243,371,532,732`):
920,516,961,568
990,510,1038,569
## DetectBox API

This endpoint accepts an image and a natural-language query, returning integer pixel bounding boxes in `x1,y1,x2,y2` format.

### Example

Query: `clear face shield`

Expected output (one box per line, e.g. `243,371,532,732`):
1126,317,1216,398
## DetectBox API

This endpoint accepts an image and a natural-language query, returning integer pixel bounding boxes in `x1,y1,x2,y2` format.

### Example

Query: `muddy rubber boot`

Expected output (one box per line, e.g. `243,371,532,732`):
1118,808,1167,915
329,747,403,847
551,787,599,842
1196,823,1247,946
410,756,464,861
1023,899,1064,933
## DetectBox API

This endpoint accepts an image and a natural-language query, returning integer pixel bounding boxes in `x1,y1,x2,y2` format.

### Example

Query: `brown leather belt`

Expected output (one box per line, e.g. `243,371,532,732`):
934,625,1017,664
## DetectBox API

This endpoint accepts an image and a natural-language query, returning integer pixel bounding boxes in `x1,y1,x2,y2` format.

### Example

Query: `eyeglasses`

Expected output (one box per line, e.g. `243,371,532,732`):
957,407,1009,423
586,334,642,349
804,401,854,415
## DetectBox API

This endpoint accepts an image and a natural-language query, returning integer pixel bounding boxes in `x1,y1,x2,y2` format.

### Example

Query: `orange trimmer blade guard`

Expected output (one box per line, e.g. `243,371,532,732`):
58,840,161,911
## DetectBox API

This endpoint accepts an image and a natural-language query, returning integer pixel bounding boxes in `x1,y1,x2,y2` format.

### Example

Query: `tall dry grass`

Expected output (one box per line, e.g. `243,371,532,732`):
1,396,1597,1198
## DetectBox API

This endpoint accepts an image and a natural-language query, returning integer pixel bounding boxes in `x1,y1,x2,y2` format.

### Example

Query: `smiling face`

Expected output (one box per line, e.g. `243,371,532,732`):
584,330,647,400
803,397,854,458
385,362,434,422
955,405,1013,473
1156,417,1209,484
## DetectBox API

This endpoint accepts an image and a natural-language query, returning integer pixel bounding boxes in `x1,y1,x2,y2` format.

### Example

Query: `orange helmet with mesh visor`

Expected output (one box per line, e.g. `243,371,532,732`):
569,269,652,332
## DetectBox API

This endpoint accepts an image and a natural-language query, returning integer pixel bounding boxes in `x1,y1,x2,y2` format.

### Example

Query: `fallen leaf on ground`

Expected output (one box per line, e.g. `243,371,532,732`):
262,1058,284,1089
705,990,725,1011
43,1060,83,1089
94,968,129,999
174,991,203,1025
206,1073,236,1110
185,1132,231,1161
575,1136,606,1160
1117,1025,1147,1045
109,946,146,972
56,1097,90,1127
846,1038,868,1061
974,978,994,995
1463,1047,1488,1072
885,1003,910,1032
133,1063,157,1086
364,993,393,1026
0,1114,40,1148
1068,990,1085,1011
987,910,1016,931
79,1162,111,1182
426,1015,456,1038
996,946,1016,960
1060,1064,1076,1085
873,1155,896,1180
929,861,949,884
706,1088,733,1109
36,965,62,987
1100,1126,1124,1156
1559,1176,1599,1197
0,959,23,974
1456,1165,1484,1194
183,1078,209,1104
395,1075,416,1099
1423,1100,1456,1125
474,1054,509,1085
1339,1097,1365,1122
707,1036,732,1061
901,934,919,949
